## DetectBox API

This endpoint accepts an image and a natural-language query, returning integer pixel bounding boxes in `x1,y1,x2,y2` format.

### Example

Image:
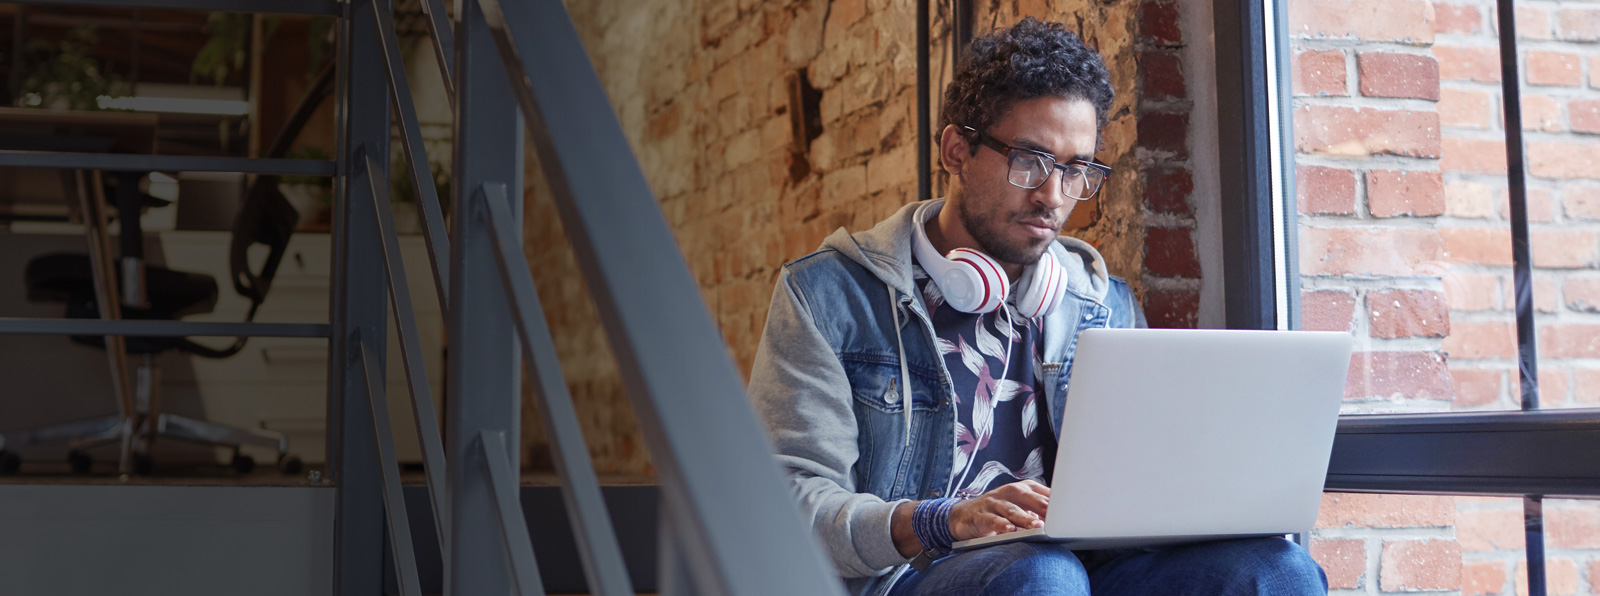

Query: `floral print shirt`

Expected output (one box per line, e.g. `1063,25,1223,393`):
914,264,1056,498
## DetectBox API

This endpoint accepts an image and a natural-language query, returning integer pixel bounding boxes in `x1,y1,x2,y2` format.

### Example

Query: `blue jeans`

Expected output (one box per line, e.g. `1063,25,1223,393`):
886,538,1328,596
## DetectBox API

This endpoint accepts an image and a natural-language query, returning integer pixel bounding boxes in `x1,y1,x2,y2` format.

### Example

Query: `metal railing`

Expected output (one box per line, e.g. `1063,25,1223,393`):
345,0,844,594
0,0,843,593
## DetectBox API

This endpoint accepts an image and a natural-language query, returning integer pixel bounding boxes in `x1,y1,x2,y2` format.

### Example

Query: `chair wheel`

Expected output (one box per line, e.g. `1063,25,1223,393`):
0,451,20,475
68,450,93,474
133,453,154,476
277,455,302,475
232,454,256,474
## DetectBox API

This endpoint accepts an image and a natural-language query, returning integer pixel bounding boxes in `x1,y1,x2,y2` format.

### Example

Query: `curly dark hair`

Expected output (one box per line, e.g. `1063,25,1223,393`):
941,18,1114,154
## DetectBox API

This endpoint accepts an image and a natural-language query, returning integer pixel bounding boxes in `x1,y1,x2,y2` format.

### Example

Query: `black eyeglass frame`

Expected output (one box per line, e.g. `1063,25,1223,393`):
959,125,1112,201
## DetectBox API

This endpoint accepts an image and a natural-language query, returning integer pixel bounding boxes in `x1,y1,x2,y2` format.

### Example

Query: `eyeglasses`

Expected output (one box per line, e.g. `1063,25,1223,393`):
961,126,1111,201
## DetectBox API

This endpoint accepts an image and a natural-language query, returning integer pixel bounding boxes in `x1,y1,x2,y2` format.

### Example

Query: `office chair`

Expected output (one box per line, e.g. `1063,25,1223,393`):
0,64,334,476
9,174,303,476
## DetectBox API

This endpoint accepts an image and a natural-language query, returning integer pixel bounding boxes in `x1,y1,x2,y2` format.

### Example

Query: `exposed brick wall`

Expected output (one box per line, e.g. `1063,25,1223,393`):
523,0,1151,475
1138,0,1202,328
1294,0,1600,590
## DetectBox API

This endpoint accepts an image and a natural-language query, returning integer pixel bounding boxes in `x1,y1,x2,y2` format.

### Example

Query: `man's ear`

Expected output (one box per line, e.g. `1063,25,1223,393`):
938,124,972,175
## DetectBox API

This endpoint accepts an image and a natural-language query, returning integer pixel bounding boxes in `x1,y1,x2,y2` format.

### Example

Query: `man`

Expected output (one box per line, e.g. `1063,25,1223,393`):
747,18,1328,596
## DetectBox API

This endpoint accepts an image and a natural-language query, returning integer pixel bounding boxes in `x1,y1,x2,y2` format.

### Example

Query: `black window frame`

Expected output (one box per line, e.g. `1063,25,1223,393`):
1217,0,1600,590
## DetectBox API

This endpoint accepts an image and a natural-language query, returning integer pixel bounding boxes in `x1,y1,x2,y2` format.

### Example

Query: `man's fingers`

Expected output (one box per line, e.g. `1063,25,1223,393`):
993,500,1043,529
1020,479,1051,498
1009,490,1050,518
985,512,1015,535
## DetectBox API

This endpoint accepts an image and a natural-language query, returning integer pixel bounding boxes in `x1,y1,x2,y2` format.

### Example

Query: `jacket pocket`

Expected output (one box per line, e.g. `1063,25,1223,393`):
841,356,940,413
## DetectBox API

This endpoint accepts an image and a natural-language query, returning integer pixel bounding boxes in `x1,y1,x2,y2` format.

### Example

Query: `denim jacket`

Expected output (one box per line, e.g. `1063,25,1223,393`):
747,200,1147,596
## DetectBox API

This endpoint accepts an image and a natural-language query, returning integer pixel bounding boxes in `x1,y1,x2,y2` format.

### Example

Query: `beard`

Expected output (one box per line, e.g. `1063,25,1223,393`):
953,188,1061,267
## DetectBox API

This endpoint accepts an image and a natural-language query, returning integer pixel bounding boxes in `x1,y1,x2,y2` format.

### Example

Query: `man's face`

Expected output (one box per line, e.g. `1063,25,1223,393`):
950,96,1099,267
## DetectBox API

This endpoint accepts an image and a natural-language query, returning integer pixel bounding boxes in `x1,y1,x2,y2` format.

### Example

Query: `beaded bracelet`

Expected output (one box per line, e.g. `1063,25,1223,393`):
912,497,960,555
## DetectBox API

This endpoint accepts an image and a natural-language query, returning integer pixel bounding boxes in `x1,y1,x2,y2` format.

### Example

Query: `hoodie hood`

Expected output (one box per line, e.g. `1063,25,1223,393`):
820,199,1112,304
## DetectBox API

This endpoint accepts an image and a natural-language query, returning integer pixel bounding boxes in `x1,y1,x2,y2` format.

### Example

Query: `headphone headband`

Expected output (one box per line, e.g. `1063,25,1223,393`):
910,200,1067,317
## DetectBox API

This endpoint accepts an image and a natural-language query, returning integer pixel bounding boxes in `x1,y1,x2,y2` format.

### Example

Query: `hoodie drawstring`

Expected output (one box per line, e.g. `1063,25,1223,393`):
889,283,913,447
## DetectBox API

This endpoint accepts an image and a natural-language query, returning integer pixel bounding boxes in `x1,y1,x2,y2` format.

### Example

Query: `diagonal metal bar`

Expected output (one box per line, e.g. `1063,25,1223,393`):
360,152,453,565
478,182,635,596
480,430,548,596
75,170,137,475
355,332,424,596
418,0,456,107
1492,0,1547,590
370,0,453,312
470,1,843,594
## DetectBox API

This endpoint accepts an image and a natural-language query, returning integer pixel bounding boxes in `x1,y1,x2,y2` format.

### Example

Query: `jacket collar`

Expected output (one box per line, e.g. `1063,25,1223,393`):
820,199,1112,303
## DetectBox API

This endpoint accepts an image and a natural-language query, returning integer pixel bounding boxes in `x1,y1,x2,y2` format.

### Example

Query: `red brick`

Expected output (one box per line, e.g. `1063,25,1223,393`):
1367,169,1444,217
1577,369,1600,404
1302,290,1356,332
1301,227,1444,276
1144,227,1200,277
1460,508,1526,551
1510,5,1552,40
1310,539,1364,590
1137,112,1188,156
1436,3,1482,34
1541,367,1571,405
1570,99,1600,134
1442,137,1508,175
1437,45,1502,83
1358,52,1440,100
1380,540,1462,591
1144,168,1194,215
1293,49,1347,96
1443,227,1512,266
1294,106,1441,158
1140,1,1182,45
1527,51,1583,87
1563,184,1600,220
1530,142,1600,179
1497,187,1555,223
1515,558,1578,596
1540,324,1600,359
1547,507,1600,548
1450,367,1504,406
1520,94,1563,132
1440,88,1492,129
1297,165,1356,215
1144,288,1199,329
1368,289,1450,338
1141,51,1184,100
1445,271,1500,311
1464,561,1509,596
1316,493,1456,528
1445,320,1518,359
1565,277,1600,313
1594,56,1600,89
1532,230,1597,268
1445,179,1498,218
1287,0,1435,43
1346,351,1454,401
1557,8,1600,42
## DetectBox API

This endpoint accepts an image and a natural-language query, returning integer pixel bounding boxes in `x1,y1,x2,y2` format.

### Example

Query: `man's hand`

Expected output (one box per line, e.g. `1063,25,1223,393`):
949,480,1051,540
890,480,1051,558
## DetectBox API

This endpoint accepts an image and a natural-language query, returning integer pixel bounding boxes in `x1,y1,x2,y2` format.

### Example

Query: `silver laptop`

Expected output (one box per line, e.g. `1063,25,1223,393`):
953,328,1353,552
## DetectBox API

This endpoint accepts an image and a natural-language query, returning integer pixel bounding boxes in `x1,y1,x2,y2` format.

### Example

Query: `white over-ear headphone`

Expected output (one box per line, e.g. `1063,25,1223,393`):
911,200,1069,318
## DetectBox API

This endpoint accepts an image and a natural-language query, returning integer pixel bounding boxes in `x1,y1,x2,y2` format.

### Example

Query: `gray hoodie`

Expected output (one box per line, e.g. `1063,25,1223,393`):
747,200,1145,596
